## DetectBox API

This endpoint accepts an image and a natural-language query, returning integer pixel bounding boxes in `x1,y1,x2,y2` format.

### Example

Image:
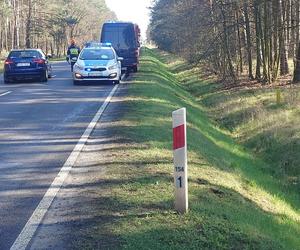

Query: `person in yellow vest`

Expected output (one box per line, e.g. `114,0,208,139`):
66,38,80,71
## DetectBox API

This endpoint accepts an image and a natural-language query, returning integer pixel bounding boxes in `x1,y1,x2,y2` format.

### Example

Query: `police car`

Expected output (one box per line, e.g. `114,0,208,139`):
73,43,122,85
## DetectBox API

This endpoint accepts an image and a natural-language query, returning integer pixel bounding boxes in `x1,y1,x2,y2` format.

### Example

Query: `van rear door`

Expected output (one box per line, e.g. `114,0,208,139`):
101,25,119,47
101,23,138,69
117,24,137,60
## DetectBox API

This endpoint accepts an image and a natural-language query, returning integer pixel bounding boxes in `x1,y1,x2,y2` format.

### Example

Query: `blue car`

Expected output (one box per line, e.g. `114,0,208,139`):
3,49,52,84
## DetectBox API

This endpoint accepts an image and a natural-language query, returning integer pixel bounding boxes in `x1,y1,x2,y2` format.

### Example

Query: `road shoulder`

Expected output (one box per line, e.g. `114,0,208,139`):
29,82,129,249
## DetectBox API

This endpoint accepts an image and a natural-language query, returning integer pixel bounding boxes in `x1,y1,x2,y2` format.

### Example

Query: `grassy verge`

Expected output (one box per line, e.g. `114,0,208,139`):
0,61,3,73
49,57,66,62
174,53,300,196
81,48,300,249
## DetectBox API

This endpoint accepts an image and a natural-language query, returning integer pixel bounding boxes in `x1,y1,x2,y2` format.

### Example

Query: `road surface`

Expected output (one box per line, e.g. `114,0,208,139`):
0,62,118,249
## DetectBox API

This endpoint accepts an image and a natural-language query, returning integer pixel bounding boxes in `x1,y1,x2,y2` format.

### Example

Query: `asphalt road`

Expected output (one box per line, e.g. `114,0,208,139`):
0,62,117,249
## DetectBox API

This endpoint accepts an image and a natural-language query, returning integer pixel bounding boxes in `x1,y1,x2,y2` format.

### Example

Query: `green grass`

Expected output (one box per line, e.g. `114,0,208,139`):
49,57,66,62
76,48,300,249
177,57,300,190
0,60,3,73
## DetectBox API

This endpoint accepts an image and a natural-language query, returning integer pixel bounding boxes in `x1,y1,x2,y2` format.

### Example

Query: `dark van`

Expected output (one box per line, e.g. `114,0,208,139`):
100,22,140,72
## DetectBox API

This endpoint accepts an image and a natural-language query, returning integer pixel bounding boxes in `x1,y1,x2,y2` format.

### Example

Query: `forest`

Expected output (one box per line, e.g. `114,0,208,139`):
0,0,116,57
150,0,300,84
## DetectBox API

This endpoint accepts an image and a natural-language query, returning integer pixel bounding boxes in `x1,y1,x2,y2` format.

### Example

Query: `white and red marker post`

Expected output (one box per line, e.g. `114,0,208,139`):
172,108,188,214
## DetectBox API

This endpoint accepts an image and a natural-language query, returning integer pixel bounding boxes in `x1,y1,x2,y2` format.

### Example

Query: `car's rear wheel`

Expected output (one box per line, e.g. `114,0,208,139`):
48,67,53,78
40,70,48,82
4,77,10,84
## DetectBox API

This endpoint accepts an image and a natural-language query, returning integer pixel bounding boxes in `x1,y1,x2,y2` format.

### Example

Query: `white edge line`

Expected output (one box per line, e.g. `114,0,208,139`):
0,91,12,97
10,84,119,250
120,73,127,82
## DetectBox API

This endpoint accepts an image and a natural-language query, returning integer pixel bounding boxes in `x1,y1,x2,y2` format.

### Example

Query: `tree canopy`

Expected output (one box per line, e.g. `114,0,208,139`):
0,0,116,56
150,0,300,84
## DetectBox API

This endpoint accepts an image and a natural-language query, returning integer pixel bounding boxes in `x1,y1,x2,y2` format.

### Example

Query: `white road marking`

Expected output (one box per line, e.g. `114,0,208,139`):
0,91,12,97
10,84,119,250
120,73,127,83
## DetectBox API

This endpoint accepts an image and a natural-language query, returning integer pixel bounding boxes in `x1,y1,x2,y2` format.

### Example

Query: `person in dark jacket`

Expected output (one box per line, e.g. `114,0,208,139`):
66,38,80,71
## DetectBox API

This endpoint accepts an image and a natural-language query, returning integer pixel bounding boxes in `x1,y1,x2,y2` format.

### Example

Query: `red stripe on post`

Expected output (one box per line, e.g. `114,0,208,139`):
173,124,185,150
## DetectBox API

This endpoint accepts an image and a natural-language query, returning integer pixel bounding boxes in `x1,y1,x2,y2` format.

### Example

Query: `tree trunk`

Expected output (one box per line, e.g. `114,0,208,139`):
220,2,237,81
254,1,261,80
235,8,243,74
279,0,289,75
243,0,254,79
293,41,300,82
25,0,32,48
262,0,269,83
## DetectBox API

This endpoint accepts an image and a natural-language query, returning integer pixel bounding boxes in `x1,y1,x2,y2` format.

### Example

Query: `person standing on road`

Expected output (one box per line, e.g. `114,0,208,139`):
66,39,80,72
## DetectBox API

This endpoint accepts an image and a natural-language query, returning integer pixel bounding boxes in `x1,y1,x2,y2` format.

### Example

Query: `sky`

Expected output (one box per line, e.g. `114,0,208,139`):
105,0,153,39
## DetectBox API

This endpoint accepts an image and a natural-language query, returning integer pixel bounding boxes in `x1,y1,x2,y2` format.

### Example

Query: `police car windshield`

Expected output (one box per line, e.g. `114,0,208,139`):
79,49,114,60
